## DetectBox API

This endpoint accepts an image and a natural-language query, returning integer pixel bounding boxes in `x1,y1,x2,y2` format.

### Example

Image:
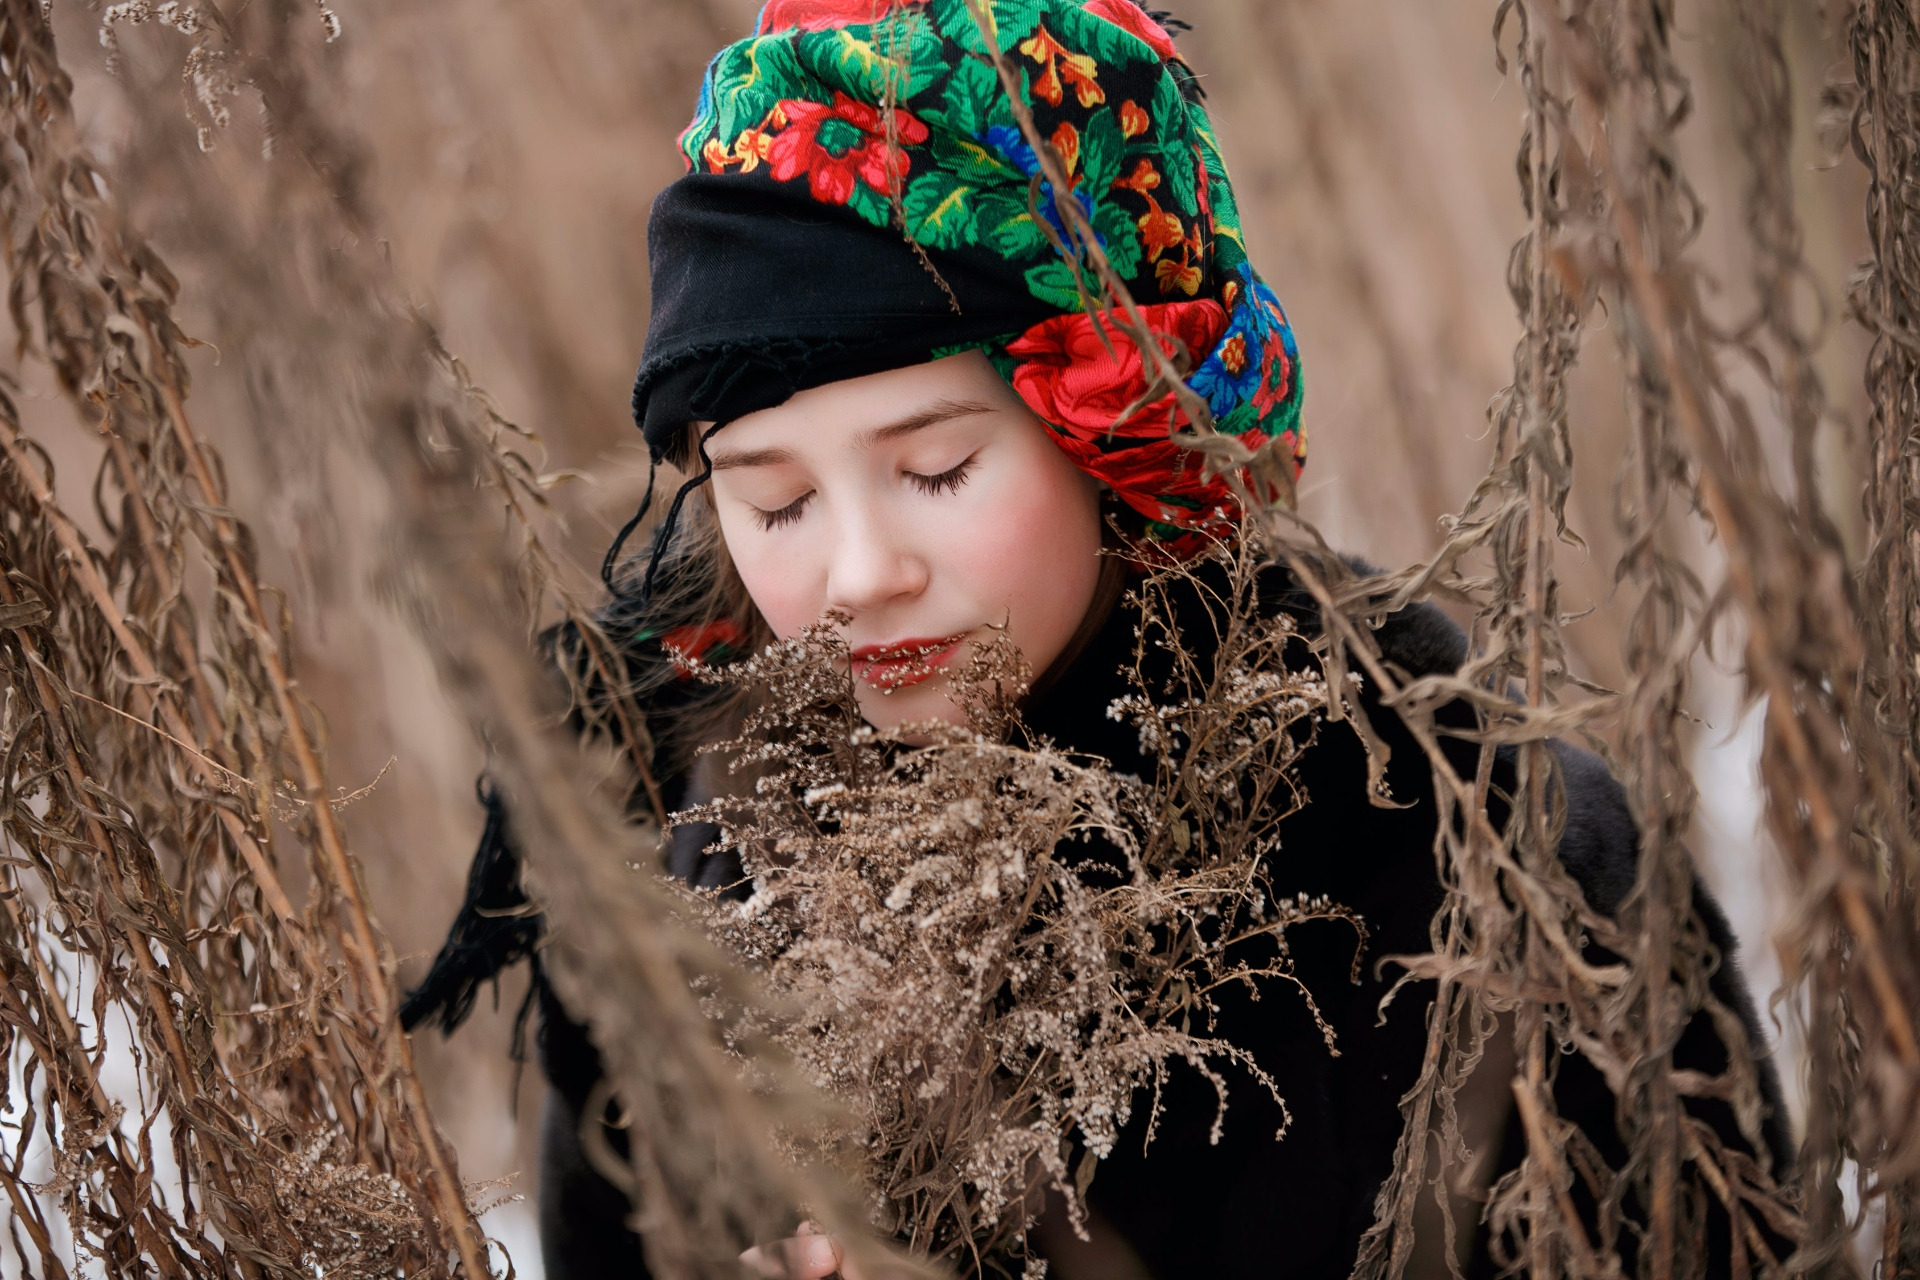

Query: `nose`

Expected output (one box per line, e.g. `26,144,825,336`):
823,503,928,615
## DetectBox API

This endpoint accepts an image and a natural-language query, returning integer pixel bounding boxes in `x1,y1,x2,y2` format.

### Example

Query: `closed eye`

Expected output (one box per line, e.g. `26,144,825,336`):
906,455,977,497
751,491,813,532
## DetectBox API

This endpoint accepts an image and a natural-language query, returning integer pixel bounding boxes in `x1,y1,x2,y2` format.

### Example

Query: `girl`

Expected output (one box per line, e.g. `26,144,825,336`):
405,2,1789,1276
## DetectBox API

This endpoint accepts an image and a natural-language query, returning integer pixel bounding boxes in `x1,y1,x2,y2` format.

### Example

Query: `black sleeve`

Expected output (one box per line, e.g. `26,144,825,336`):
529,821,748,1280
1490,740,1796,1280
534,978,652,1279
538,1078,648,1277
399,783,655,1279
1286,592,1794,1280
1539,739,1794,1169
403,596,751,1279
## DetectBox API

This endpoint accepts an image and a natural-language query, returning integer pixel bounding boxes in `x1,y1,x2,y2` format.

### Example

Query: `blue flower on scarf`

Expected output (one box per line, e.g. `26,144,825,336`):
984,124,1039,176
981,124,1103,251
1242,267,1298,359
1185,267,1302,427
1187,302,1262,420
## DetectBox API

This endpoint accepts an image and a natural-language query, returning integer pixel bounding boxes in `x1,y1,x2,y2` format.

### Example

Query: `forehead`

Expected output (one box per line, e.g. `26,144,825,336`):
707,352,1022,457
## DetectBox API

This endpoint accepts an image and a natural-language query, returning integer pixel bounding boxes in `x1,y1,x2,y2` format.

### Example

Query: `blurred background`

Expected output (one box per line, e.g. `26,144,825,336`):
33,0,1870,1270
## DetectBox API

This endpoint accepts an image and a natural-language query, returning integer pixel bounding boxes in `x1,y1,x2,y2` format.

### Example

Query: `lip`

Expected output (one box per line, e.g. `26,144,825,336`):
849,633,967,690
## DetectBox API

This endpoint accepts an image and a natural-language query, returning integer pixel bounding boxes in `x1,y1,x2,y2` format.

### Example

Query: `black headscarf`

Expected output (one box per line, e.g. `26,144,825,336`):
632,175,1059,464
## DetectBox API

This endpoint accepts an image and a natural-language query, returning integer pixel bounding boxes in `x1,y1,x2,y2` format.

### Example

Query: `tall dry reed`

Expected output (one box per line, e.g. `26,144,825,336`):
0,1,1912,1279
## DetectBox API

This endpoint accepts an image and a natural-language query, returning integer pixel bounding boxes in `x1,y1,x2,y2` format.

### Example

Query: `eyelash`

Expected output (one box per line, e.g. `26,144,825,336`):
748,456,976,532
907,455,976,497
753,493,812,532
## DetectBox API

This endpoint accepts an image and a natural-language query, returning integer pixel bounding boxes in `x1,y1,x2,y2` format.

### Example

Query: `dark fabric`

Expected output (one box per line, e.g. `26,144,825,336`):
1012,569,1794,1279
398,781,540,1035
538,1070,643,1278
407,567,1793,1280
634,174,1062,463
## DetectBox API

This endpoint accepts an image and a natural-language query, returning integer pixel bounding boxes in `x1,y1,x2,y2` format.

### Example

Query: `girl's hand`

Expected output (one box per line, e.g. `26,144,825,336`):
739,1220,869,1280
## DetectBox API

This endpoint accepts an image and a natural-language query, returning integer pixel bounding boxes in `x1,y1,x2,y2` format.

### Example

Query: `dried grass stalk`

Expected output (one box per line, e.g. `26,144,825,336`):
1837,0,1920,1269
684,539,1358,1273
33,0,931,1274
1325,2,1918,1278
0,1,1915,1279
0,0,490,1273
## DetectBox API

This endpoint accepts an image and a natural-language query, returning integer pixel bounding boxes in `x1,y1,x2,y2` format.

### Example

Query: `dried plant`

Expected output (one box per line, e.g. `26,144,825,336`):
950,9,1774,1272
0,0,502,1273
1314,2,1920,1279
681,538,1359,1273
2,1,1918,1279
0,0,882,1276
1829,0,1920,1269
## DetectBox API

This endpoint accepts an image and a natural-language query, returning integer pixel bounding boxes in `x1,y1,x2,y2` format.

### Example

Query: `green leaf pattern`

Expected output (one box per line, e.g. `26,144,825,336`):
675,0,1305,548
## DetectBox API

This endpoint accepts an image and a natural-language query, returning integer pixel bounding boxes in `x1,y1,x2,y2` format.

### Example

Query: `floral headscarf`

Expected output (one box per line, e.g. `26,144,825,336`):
635,0,1303,554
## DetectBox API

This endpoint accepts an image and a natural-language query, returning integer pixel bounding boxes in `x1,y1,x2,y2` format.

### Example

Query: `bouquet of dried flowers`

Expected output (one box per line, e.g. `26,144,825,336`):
680,541,1364,1275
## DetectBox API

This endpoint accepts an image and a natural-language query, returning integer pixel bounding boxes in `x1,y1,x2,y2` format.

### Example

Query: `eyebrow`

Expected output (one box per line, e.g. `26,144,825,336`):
706,398,996,473
707,444,797,472
851,398,996,450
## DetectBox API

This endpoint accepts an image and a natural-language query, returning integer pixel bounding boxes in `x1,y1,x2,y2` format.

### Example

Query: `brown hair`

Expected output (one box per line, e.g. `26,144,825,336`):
614,483,775,783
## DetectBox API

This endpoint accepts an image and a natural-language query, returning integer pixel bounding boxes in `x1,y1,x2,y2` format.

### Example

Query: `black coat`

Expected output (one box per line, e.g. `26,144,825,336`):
405,565,1792,1280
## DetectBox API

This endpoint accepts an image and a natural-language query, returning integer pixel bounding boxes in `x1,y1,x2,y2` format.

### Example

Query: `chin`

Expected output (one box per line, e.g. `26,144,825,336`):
855,682,970,735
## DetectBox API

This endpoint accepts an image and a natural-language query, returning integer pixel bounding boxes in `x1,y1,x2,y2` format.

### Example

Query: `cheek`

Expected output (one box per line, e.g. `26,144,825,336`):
948,447,1102,662
714,511,823,639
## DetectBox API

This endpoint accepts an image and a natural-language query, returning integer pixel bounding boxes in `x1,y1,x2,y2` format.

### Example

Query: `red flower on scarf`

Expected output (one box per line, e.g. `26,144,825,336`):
1252,340,1294,418
1139,202,1185,261
1114,160,1187,267
767,93,928,205
755,0,910,33
661,619,747,678
1004,302,1292,531
1114,157,1159,194
1051,121,1082,175
1051,434,1218,504
1006,302,1228,442
1156,248,1203,296
1083,0,1181,61
1007,302,1245,522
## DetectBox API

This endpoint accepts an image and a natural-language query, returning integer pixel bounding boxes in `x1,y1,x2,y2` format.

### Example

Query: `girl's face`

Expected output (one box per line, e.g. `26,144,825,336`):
705,351,1104,730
